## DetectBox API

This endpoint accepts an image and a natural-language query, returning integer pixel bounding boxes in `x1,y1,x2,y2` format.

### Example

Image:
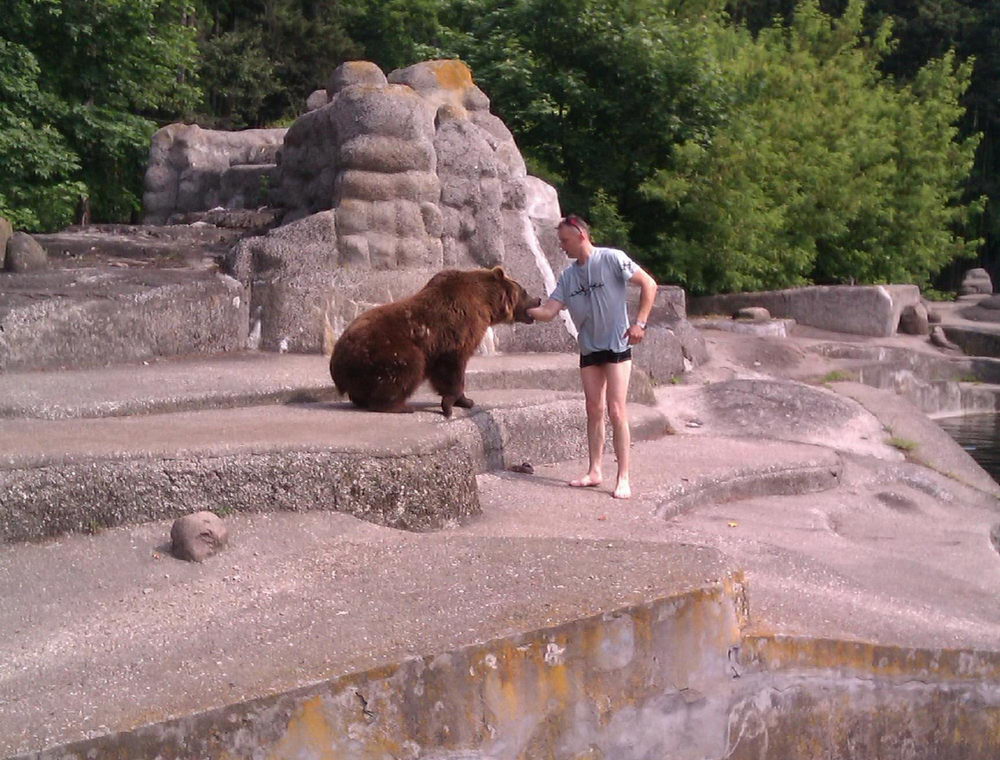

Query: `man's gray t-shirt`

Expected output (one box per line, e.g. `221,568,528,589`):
551,247,638,356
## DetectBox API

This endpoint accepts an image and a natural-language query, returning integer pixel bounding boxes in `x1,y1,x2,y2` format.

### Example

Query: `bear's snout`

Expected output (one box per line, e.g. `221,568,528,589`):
516,296,542,324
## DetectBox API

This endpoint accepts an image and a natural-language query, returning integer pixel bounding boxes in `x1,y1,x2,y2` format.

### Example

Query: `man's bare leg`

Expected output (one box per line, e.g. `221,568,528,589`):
606,360,633,499
570,364,607,487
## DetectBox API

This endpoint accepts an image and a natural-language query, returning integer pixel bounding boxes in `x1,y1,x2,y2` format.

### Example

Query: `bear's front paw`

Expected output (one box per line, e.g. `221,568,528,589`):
455,395,475,409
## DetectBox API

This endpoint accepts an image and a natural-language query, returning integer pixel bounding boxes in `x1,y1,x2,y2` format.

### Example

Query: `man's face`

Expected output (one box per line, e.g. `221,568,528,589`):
558,224,586,258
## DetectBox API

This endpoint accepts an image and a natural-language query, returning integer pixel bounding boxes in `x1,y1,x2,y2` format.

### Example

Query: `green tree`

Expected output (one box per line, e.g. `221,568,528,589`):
427,0,732,253
641,0,980,293
194,0,361,127
729,0,1000,286
1,0,201,228
0,38,85,230
344,0,447,74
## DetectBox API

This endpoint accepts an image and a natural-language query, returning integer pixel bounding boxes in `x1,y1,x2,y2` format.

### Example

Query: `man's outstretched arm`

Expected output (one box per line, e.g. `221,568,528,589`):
528,298,564,323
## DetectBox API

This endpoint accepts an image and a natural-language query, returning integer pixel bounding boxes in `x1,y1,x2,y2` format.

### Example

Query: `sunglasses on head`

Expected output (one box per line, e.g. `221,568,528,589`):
560,215,588,235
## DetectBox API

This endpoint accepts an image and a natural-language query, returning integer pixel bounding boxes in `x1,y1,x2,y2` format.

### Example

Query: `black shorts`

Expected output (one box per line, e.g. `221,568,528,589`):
580,348,632,368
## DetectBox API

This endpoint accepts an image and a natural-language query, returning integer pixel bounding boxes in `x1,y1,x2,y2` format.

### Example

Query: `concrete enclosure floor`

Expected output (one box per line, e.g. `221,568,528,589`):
1,327,999,757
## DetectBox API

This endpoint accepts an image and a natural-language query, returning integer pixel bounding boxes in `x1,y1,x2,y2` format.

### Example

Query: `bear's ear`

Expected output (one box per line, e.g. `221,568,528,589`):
491,266,507,280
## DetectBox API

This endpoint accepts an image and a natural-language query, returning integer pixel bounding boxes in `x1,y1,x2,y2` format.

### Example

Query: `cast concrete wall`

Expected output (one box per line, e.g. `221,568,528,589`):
22,579,1000,760
142,124,286,224
729,636,1000,760
0,270,248,372
24,576,749,759
690,285,921,337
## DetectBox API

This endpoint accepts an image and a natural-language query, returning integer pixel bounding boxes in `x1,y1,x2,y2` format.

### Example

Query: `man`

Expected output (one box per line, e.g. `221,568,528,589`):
527,214,657,499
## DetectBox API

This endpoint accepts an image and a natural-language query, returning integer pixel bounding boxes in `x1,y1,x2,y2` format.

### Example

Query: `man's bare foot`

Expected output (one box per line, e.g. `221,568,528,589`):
569,474,602,488
612,479,632,499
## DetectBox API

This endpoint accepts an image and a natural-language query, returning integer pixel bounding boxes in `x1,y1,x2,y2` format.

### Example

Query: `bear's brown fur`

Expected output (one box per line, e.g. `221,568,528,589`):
331,267,539,416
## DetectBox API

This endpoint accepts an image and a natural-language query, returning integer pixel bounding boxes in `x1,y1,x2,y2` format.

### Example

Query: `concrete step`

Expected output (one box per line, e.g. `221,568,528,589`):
32,223,243,268
5,430,995,758
0,267,248,372
943,322,1000,359
0,351,652,420
0,393,667,543
0,352,336,419
0,518,738,758
0,353,666,542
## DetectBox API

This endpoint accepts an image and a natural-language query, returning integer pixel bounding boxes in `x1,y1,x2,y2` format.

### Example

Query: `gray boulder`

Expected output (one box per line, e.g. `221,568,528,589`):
170,511,229,562
4,231,47,272
735,306,770,321
633,317,708,385
690,284,920,337
634,325,686,384
326,60,387,95
959,267,992,296
898,302,930,335
226,210,437,353
697,378,895,458
671,318,710,366
305,88,329,111
240,59,569,353
523,175,563,276
930,325,961,351
923,300,942,324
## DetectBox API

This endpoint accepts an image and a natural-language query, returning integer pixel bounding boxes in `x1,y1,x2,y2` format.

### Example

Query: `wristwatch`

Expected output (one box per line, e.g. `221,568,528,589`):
635,321,647,329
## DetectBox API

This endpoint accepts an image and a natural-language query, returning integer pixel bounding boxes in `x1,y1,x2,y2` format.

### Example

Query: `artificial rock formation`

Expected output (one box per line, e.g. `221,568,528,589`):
145,59,702,368
142,124,287,225
959,267,993,296
0,216,12,263
228,60,572,355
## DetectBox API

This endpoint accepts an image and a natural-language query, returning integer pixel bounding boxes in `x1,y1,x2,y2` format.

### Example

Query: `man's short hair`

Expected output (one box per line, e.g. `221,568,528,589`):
559,214,590,235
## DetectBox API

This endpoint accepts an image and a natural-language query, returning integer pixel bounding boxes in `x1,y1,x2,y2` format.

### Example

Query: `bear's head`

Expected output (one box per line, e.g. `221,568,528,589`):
490,267,540,324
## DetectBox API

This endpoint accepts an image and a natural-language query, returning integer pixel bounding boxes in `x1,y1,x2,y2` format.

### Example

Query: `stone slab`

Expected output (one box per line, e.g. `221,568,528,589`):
0,268,249,371
470,429,1000,652
690,285,921,337
6,424,998,757
31,224,243,269
0,519,735,757
834,380,1000,495
693,317,796,338
0,352,335,419
0,352,652,420
0,388,668,542
942,323,1000,359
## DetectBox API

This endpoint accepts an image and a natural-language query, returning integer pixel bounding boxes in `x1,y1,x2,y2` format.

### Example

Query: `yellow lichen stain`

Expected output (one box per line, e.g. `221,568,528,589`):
480,639,529,722
267,695,339,760
630,606,654,654
547,659,571,703
429,60,474,91
343,61,374,74
949,705,1000,751
745,635,1000,682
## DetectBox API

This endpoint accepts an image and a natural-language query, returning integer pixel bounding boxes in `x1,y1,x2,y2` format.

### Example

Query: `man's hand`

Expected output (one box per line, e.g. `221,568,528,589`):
527,298,564,323
624,323,646,345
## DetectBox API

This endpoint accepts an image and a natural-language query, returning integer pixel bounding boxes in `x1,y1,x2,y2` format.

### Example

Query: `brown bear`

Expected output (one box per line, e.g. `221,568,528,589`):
331,267,540,416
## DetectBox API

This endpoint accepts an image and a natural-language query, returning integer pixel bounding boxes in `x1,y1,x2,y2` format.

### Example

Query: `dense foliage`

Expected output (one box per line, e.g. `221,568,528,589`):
1,0,993,294
725,0,1000,289
641,1,981,292
1,0,200,229
194,0,360,128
